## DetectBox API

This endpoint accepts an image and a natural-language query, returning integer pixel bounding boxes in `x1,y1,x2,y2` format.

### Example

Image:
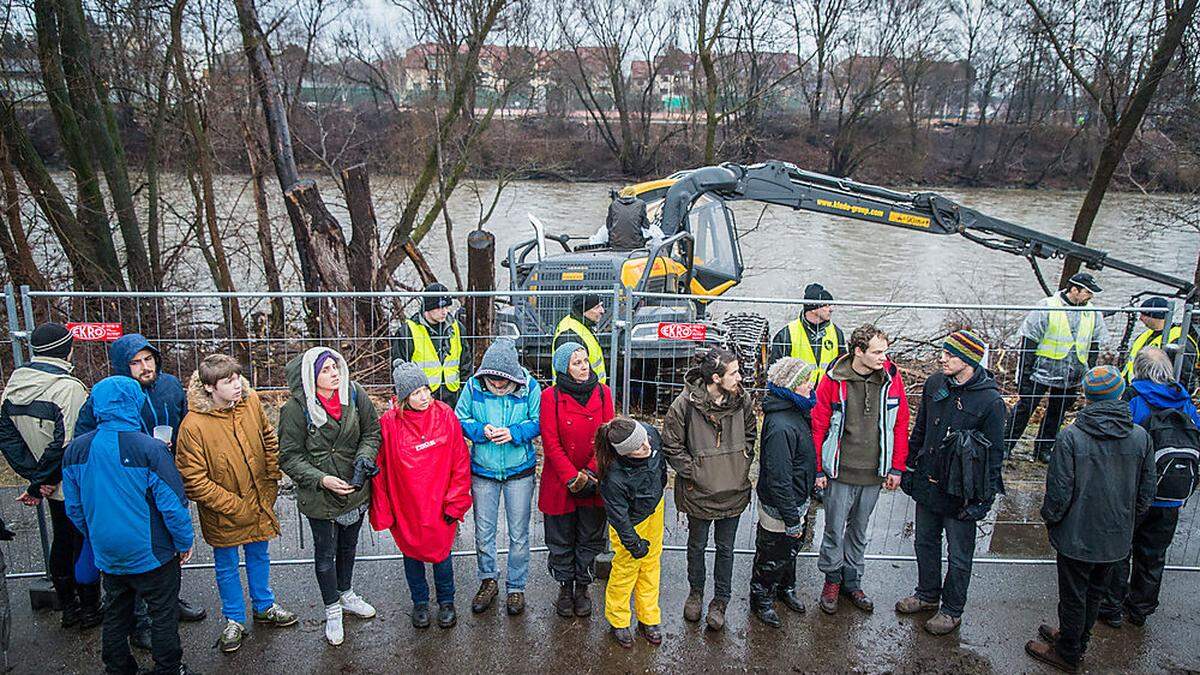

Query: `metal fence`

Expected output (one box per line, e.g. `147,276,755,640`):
0,284,1198,580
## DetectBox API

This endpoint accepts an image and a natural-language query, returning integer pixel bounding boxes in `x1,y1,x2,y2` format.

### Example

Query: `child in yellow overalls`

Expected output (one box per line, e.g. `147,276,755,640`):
596,416,667,648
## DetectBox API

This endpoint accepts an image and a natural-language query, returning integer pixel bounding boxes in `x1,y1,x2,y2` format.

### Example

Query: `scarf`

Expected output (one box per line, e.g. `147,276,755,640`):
767,383,815,412
317,391,343,422
557,370,599,408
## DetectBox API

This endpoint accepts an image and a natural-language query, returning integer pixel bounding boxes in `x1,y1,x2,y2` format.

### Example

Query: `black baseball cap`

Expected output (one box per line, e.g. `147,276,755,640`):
1068,272,1102,293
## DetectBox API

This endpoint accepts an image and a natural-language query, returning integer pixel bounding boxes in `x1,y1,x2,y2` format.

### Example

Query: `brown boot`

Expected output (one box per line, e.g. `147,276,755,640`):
895,595,939,614
572,583,592,617
471,579,498,614
705,598,727,631
1025,639,1079,673
683,589,703,622
1038,623,1060,643
923,612,961,635
505,592,525,616
818,581,840,615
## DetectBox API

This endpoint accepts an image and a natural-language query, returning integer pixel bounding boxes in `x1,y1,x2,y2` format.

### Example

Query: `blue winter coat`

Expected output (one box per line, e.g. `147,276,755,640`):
454,375,541,480
74,334,188,445
62,376,194,575
1129,379,1200,508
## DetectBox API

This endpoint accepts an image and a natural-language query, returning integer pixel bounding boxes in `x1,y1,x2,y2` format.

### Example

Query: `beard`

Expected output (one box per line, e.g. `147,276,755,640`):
135,371,158,387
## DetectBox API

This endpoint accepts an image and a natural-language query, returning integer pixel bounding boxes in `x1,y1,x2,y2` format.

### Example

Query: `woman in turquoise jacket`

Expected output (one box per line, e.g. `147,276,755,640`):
454,339,541,616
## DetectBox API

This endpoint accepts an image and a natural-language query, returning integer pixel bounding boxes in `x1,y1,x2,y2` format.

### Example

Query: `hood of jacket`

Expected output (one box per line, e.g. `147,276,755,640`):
682,367,749,418
1073,399,1135,439
2,357,81,405
93,376,148,431
286,347,350,427
948,365,1000,393
108,334,160,378
1131,379,1191,410
826,354,890,384
185,372,253,417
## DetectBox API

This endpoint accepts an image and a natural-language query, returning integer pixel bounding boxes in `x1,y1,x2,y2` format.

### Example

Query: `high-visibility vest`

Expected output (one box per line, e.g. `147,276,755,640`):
1034,295,1096,366
787,319,840,383
407,319,462,392
1122,326,1198,382
553,315,607,385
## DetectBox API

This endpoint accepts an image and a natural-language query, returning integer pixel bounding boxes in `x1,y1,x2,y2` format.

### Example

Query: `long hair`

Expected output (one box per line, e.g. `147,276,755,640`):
695,347,738,385
593,416,640,481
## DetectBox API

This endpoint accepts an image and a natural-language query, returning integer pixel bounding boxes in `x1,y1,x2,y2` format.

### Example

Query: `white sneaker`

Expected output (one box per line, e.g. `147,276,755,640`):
340,590,377,619
324,603,344,646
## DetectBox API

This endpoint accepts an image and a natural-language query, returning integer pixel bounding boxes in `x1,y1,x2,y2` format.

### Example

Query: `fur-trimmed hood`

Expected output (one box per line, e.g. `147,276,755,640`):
185,372,254,415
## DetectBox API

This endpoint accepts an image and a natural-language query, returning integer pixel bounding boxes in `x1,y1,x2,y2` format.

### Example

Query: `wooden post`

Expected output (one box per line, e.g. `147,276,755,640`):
342,164,382,335
466,229,495,368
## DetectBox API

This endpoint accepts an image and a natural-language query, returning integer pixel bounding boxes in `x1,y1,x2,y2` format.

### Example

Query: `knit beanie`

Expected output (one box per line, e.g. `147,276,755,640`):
313,350,336,383
571,293,602,316
802,283,833,313
609,419,648,457
767,357,815,389
943,330,986,368
422,282,453,312
1083,365,1125,401
553,341,586,375
30,323,73,359
392,360,430,401
475,338,526,384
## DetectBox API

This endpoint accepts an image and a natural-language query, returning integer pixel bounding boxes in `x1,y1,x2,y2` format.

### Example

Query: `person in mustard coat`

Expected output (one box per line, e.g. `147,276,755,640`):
175,354,298,653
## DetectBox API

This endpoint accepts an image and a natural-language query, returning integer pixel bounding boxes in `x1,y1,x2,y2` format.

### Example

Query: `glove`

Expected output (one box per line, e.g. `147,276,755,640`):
957,499,993,521
443,513,457,525
629,538,650,559
349,457,381,491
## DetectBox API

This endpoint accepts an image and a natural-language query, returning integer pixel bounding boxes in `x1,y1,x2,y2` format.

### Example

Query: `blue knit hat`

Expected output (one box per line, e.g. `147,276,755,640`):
1083,365,1125,401
553,341,586,375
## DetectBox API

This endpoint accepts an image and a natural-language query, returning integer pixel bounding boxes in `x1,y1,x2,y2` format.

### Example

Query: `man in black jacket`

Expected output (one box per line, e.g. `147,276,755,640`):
1025,365,1156,674
750,357,817,628
896,330,1007,635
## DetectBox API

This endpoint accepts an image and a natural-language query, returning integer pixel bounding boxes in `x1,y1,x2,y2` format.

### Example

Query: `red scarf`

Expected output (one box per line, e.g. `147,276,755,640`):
317,392,342,422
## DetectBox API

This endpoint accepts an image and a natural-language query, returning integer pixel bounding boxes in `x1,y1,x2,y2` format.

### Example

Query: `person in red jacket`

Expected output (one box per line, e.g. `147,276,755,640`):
539,341,614,619
811,324,909,615
370,362,472,630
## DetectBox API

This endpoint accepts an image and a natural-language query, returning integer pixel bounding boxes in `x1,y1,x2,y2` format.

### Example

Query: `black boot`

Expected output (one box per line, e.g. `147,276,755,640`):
53,576,79,629
752,600,782,628
555,582,574,618
76,582,103,630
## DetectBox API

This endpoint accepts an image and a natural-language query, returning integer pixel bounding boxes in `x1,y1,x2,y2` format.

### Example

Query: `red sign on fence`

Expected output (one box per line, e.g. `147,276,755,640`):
656,322,708,341
66,322,124,342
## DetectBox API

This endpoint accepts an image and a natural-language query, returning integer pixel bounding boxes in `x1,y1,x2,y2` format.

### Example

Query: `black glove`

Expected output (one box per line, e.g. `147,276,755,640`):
957,499,993,522
629,538,650,559
0,516,14,542
443,514,457,525
349,457,381,491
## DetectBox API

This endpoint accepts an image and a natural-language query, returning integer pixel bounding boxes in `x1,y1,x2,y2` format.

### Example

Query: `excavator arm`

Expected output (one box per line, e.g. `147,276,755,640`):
660,161,1195,299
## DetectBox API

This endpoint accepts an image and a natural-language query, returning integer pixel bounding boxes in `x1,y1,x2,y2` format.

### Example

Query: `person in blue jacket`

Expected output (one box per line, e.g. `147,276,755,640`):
1100,347,1200,628
454,338,541,616
62,376,195,675
74,333,205,646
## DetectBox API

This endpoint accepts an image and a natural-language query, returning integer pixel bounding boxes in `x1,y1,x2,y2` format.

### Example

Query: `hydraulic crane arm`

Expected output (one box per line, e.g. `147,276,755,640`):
660,161,1195,300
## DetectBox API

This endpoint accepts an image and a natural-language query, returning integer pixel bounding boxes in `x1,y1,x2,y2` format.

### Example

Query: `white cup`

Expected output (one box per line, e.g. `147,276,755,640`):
152,425,173,444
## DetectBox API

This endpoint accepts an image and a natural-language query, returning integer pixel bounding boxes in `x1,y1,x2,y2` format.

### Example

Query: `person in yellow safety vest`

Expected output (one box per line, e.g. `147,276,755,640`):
553,293,607,385
390,282,473,406
1005,272,1108,463
768,283,846,382
1123,296,1198,390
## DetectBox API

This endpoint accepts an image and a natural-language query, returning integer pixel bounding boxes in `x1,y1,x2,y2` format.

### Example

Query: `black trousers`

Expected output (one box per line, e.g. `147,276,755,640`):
686,515,740,601
309,514,365,606
913,505,977,618
1005,379,1076,458
750,525,800,606
1054,554,1115,666
102,560,182,675
46,499,98,609
1101,507,1180,621
544,507,606,585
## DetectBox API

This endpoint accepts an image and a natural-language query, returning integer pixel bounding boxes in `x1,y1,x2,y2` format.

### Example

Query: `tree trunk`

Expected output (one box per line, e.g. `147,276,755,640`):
466,229,495,369
1056,0,1199,286
0,136,47,290
241,116,285,335
170,0,246,341
52,0,153,290
342,163,383,332
145,53,172,288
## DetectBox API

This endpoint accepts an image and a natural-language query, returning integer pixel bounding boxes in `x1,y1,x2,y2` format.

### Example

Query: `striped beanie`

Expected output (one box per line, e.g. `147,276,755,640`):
943,330,986,367
1083,365,1125,401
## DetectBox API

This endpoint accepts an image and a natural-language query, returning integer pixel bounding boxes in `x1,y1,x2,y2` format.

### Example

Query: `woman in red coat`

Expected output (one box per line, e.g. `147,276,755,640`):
371,362,471,630
540,341,614,618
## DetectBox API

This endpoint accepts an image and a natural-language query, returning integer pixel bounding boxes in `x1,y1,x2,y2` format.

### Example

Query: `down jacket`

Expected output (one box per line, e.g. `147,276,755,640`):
175,375,282,548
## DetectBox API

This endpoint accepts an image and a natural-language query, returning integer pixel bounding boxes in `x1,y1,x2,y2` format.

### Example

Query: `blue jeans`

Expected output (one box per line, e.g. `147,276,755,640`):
472,474,534,592
403,556,455,606
213,541,276,623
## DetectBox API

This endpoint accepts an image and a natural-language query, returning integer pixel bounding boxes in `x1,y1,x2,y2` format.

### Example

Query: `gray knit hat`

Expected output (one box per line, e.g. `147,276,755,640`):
475,338,526,384
392,360,430,400
767,357,815,389
553,341,586,375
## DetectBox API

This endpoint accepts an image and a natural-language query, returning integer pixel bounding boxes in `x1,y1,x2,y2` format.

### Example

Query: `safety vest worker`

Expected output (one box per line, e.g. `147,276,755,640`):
1035,293,1097,367
553,293,607,384
787,318,842,383
408,319,463,393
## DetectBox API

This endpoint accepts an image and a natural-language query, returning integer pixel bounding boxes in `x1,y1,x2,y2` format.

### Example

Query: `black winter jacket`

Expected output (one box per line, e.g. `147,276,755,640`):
756,388,817,532
904,368,1008,519
600,423,666,558
1041,399,1156,563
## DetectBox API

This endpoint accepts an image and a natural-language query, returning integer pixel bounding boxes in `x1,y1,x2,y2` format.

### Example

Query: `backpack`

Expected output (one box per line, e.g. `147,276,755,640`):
1144,407,1200,502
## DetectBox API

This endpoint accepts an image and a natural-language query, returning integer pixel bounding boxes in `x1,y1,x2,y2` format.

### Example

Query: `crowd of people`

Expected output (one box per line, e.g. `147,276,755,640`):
0,279,1195,674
